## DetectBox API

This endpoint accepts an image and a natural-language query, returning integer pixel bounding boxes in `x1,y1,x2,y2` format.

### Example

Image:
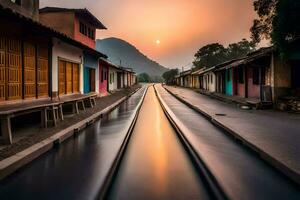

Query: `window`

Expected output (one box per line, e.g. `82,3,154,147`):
238,67,244,84
79,22,86,35
79,21,95,40
253,68,259,85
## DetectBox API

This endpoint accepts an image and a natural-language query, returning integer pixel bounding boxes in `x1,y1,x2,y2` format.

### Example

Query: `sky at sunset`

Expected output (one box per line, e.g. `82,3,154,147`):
40,0,259,69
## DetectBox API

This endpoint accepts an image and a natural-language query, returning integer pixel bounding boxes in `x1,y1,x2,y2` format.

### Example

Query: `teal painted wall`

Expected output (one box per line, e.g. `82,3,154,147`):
84,67,90,94
225,69,233,95
83,53,98,94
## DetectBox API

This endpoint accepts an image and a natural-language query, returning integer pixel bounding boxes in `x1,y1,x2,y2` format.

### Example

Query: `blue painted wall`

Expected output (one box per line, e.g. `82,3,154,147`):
83,53,98,94
225,69,233,95
84,67,90,94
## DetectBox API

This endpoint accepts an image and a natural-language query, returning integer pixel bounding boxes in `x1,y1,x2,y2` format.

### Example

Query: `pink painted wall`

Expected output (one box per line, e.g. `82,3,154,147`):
74,17,96,49
247,68,260,98
237,83,245,97
99,62,108,94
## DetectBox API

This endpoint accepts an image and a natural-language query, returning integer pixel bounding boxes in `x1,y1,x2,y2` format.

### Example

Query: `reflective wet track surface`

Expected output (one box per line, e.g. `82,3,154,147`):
106,86,212,200
0,86,147,200
1,84,300,200
154,84,300,200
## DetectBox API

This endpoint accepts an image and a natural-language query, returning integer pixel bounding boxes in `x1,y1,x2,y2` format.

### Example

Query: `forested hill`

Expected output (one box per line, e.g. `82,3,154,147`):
96,37,168,76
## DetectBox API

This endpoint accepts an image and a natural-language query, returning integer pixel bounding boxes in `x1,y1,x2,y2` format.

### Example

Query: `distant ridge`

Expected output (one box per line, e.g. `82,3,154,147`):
96,37,168,76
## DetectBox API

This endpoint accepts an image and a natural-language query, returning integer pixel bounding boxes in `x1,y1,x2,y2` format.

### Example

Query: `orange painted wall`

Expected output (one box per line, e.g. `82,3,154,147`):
74,16,96,49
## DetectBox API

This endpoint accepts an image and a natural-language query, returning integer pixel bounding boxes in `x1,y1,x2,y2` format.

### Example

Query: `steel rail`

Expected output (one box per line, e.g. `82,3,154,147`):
97,85,149,200
154,84,229,200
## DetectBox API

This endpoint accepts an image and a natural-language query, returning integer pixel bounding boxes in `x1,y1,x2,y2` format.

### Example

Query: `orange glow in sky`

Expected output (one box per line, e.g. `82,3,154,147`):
41,0,257,68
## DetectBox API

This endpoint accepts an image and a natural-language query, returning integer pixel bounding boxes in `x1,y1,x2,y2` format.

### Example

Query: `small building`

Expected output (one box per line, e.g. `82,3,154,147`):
213,43,300,109
98,58,109,95
214,59,242,96
108,65,119,92
200,67,216,93
121,67,136,87
39,7,107,95
117,71,124,89
39,7,106,49
174,75,180,86
0,1,107,144
83,54,99,94
101,58,122,92
191,68,204,89
180,70,192,88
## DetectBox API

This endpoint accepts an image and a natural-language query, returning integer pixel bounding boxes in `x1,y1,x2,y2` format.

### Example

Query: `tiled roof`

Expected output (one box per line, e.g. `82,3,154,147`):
39,7,106,29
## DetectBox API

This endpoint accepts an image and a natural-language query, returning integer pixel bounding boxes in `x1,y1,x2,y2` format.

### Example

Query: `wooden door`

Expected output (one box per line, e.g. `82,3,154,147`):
89,68,95,92
72,63,79,93
59,60,65,95
117,73,121,89
66,62,73,94
0,37,5,101
7,38,22,100
23,42,36,98
37,45,48,97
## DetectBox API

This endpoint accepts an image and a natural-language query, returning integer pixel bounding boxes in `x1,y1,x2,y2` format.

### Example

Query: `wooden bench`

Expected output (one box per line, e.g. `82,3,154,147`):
0,100,63,145
60,93,97,114
86,93,97,108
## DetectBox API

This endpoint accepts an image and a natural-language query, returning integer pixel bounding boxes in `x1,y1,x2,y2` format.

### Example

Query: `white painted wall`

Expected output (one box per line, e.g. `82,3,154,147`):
124,72,128,87
203,72,216,92
108,66,118,91
52,38,83,94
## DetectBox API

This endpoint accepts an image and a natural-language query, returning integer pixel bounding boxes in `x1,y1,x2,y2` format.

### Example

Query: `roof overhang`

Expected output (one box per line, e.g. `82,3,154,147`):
1,5,107,59
39,7,107,29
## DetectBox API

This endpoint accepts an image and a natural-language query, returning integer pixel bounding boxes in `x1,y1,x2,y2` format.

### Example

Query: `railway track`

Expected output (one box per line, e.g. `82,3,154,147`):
1,84,299,200
101,84,300,200
101,85,225,200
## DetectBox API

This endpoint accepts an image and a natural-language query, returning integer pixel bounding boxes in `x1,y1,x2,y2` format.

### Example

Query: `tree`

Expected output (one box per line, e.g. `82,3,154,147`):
227,39,256,60
250,0,300,57
193,43,227,69
138,73,151,83
150,75,164,83
193,40,255,69
162,69,179,85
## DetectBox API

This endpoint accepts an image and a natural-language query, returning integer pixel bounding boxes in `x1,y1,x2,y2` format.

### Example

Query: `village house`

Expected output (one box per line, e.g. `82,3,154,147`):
214,59,244,96
180,69,192,87
121,67,137,87
39,7,107,96
108,64,119,92
98,58,109,95
200,67,217,93
173,75,180,86
200,43,300,110
191,68,203,89
0,1,108,144
172,40,300,111
211,49,273,107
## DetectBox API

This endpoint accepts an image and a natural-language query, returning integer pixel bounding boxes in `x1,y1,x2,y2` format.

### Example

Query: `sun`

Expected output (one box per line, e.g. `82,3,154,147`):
156,39,161,45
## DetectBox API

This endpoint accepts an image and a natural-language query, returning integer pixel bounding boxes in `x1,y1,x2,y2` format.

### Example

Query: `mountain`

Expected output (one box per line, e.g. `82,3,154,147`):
96,38,168,76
